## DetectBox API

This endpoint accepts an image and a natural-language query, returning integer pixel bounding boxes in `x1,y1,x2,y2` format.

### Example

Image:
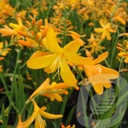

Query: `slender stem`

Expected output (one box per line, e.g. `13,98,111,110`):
0,73,19,113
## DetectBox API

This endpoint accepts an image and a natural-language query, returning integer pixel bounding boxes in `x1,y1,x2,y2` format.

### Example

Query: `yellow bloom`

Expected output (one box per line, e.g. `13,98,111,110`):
27,28,92,87
0,25,17,36
0,0,14,16
85,33,105,54
113,16,126,25
9,17,25,32
118,52,128,63
83,52,119,95
94,20,116,40
0,17,26,37
27,78,69,102
17,100,63,128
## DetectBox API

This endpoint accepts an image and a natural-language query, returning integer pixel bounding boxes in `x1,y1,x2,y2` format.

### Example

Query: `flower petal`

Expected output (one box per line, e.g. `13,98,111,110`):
124,56,128,63
0,26,17,36
63,40,81,54
35,115,46,128
46,27,62,52
83,65,101,78
18,40,33,47
29,51,50,58
94,28,103,33
40,110,63,119
103,82,111,88
106,31,111,40
99,64,119,79
66,54,92,65
93,83,104,95
99,20,105,28
22,100,39,128
91,52,108,64
60,57,77,87
27,53,58,69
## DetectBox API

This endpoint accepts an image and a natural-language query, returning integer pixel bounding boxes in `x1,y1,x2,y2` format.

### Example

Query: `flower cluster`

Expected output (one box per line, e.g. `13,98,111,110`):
0,0,127,128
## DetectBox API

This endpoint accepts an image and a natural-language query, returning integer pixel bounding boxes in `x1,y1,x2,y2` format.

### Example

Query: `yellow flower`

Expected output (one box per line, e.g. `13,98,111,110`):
118,52,128,63
85,33,105,54
17,100,63,128
113,16,126,25
28,78,69,102
0,25,17,36
0,17,26,37
83,52,119,95
94,20,116,40
27,28,92,88
9,17,25,32
0,0,14,16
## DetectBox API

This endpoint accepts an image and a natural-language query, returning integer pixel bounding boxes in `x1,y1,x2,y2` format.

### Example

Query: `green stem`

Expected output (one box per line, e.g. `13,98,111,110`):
110,29,119,67
0,73,19,113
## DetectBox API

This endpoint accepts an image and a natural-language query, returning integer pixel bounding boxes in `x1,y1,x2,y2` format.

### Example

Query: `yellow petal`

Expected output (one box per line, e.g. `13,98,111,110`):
22,100,38,128
93,83,103,95
66,54,92,65
109,28,116,33
16,115,23,128
27,53,58,69
22,100,42,128
106,23,111,28
46,27,62,52
94,28,104,33
9,22,24,31
63,40,81,54
91,52,108,64
35,115,46,128
101,31,106,40
124,56,128,63
113,16,126,25
0,42,3,49
60,57,77,87
9,23,21,30
18,40,33,47
0,26,17,36
51,83,69,89
83,65,101,78
40,110,63,119
103,82,111,88
29,51,50,59
99,64,119,79
51,93,62,102
99,20,105,28
106,31,111,40
17,17,23,26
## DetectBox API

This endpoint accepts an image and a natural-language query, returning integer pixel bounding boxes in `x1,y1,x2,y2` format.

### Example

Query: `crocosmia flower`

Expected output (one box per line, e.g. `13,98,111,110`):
27,28,92,88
